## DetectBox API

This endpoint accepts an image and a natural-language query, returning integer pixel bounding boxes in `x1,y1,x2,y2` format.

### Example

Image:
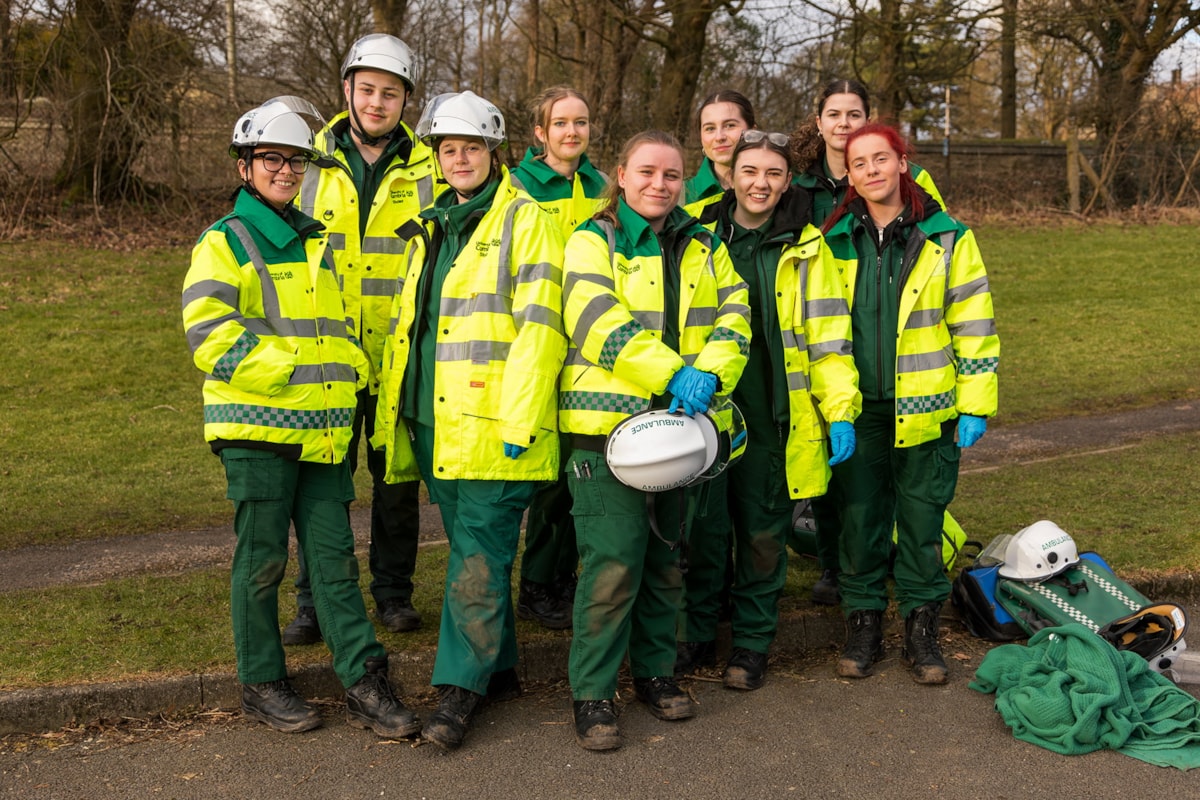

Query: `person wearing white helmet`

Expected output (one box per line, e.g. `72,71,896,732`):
373,90,567,751
558,130,750,751
282,33,436,646
182,97,420,738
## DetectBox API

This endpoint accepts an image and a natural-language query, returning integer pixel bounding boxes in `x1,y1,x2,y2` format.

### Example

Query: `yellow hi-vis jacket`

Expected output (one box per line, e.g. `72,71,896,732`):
373,168,568,482
825,207,999,447
703,195,862,499
559,201,751,436
296,113,436,395
183,189,368,463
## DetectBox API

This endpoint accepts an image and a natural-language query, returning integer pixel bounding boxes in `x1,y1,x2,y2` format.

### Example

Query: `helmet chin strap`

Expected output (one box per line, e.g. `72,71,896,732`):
347,71,407,148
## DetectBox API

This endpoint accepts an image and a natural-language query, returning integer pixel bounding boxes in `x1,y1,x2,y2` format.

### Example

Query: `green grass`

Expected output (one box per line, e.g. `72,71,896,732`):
0,540,583,690
979,220,1200,423
954,430,1200,576
1,221,1199,689
2,222,1198,549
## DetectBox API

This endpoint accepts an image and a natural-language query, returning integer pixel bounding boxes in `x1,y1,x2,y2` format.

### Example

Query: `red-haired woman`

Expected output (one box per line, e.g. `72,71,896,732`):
821,123,998,686
788,78,946,608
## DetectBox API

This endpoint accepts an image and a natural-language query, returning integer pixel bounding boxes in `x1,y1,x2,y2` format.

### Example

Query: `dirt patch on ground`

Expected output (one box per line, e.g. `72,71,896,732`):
1,401,1197,595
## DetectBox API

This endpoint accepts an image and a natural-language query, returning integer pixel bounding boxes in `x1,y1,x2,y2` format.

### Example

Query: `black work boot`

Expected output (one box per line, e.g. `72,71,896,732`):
345,656,421,738
632,676,695,721
281,606,322,646
517,578,572,630
837,609,885,678
674,640,717,677
555,571,578,605
573,699,621,751
723,647,768,691
241,679,322,733
902,602,949,685
811,568,841,606
422,685,483,750
376,597,422,633
485,667,523,705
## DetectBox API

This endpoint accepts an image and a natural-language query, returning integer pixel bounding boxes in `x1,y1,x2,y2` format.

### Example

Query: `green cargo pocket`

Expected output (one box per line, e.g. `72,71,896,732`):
221,449,286,502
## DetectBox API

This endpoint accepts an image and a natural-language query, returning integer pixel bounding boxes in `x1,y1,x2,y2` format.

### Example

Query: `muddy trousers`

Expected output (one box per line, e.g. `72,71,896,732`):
294,388,420,610
835,401,957,619
221,448,384,687
680,426,793,653
520,434,579,584
566,447,692,700
411,423,535,695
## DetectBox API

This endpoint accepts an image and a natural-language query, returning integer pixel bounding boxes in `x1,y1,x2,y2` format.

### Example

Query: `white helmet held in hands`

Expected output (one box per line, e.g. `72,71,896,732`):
605,401,747,492
415,91,506,150
229,95,324,159
996,520,1080,582
341,33,415,91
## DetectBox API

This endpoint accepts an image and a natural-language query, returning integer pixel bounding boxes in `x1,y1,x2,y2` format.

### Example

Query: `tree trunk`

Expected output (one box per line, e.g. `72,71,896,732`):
652,0,720,144
56,0,140,204
999,0,1017,139
370,0,410,35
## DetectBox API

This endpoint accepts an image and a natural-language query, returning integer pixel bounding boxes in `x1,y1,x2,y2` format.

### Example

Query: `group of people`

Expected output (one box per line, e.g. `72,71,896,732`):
181,32,999,754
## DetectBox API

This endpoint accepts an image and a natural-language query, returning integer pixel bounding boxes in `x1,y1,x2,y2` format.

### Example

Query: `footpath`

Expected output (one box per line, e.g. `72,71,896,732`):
1,400,1198,736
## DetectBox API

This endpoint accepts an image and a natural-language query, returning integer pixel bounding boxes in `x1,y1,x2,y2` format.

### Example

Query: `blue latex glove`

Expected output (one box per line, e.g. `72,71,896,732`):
666,366,717,416
503,442,528,460
828,421,856,466
957,414,987,448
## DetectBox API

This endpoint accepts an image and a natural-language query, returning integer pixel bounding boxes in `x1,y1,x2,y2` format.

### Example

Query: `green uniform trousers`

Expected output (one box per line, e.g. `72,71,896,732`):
680,422,793,653
412,424,535,695
520,434,579,584
810,492,842,572
835,400,958,619
220,448,384,687
567,446,693,700
676,472,730,646
294,388,421,610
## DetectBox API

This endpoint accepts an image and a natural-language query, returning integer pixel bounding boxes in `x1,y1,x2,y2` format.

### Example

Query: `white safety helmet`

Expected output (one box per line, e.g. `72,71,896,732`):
996,520,1080,582
229,95,323,159
415,91,506,151
341,33,415,91
605,402,747,493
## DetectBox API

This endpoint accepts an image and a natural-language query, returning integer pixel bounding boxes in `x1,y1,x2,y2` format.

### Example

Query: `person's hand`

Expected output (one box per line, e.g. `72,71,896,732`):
828,421,856,466
503,442,528,460
666,366,717,416
957,414,987,448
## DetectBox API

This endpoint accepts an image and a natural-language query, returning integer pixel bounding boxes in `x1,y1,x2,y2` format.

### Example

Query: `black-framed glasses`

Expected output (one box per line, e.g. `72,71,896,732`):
251,152,311,174
740,130,790,147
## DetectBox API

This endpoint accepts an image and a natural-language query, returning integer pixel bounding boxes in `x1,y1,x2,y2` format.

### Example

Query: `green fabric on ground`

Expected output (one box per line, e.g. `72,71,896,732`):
970,623,1200,770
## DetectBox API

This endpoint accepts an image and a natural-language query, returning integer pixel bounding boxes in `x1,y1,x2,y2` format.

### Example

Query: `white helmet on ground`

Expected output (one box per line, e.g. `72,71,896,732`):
605,401,747,493
415,91,506,150
341,33,415,91
229,95,323,159
996,520,1080,582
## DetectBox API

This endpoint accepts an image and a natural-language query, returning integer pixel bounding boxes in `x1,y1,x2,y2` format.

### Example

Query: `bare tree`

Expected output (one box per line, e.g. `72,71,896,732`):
1025,0,1200,205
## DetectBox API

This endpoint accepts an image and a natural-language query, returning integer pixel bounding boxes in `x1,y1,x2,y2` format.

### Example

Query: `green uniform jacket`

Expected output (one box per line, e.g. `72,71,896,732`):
824,200,999,448
701,190,862,499
797,158,945,228
509,147,609,240
297,113,437,394
683,157,726,218
373,168,568,482
559,200,751,436
183,189,368,463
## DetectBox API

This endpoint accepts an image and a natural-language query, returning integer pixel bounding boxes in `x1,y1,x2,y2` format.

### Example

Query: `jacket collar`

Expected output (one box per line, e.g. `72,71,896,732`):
233,187,322,246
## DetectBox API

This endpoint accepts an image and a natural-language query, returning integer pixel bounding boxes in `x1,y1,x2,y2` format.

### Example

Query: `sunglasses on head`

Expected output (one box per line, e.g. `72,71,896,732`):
740,130,790,147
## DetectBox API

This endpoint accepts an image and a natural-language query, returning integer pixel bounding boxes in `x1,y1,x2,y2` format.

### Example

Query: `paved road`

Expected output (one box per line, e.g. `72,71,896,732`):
4,637,1198,799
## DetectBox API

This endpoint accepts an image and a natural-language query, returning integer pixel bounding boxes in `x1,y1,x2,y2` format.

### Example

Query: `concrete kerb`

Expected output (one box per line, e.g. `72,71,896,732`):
3,573,1197,736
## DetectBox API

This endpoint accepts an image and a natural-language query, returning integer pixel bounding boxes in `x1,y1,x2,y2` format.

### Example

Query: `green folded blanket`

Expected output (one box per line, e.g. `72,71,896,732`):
970,622,1200,769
